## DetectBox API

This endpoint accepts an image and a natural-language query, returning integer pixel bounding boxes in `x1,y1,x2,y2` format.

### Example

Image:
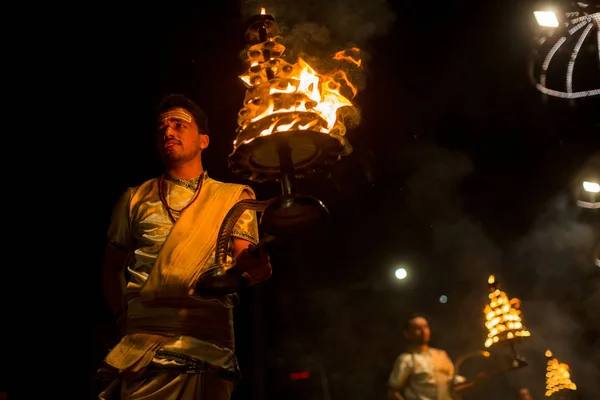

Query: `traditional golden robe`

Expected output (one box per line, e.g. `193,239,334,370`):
388,348,456,400
99,172,259,398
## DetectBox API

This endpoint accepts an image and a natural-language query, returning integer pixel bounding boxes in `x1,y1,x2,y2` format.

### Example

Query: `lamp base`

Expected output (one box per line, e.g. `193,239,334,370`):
260,193,330,237
228,128,346,182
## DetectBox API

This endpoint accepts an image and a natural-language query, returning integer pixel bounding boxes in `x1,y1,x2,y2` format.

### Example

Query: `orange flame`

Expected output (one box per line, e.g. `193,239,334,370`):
333,47,362,67
545,350,577,396
260,7,266,15
237,41,361,139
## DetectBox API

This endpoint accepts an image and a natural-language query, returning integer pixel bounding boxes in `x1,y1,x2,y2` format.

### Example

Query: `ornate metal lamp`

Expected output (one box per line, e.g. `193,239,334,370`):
544,349,578,398
451,276,531,393
196,8,361,295
483,275,530,367
529,1,600,99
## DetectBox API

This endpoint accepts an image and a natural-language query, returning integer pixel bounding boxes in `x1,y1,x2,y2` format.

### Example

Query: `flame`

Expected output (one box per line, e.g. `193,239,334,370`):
237,40,361,138
333,47,362,67
483,277,530,348
260,7,266,15
545,350,577,396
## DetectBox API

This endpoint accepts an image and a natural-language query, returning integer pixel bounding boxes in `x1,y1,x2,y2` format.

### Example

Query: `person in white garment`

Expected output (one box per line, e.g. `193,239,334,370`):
387,315,482,400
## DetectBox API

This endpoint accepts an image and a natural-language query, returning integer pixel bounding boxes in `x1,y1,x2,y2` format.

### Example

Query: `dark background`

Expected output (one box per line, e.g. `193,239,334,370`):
4,0,599,399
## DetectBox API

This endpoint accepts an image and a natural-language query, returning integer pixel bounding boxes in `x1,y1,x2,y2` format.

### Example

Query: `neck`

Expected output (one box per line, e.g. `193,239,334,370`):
409,344,429,352
165,159,204,180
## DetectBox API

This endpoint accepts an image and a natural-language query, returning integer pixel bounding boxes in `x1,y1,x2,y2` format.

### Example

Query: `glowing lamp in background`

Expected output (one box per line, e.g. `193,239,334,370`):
534,10,560,27
394,267,408,280
484,275,531,349
544,349,577,397
449,276,532,388
578,180,600,209
480,275,529,372
574,153,600,209
583,181,600,193
196,8,363,295
529,1,600,99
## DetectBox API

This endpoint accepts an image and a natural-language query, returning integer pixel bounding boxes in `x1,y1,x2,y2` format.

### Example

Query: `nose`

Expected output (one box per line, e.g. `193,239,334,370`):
163,125,176,140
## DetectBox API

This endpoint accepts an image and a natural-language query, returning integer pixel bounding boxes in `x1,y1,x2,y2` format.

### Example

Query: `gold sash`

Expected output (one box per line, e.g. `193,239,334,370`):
103,177,254,373
139,177,253,304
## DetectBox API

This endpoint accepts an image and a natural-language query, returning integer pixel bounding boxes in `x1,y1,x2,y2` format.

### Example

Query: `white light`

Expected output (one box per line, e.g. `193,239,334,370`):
534,11,559,27
583,181,600,193
439,295,448,304
395,268,407,280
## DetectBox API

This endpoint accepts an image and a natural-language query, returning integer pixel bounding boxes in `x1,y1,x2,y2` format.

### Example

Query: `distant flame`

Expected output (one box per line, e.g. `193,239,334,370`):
545,350,577,397
483,276,530,348
260,7,266,15
237,39,361,140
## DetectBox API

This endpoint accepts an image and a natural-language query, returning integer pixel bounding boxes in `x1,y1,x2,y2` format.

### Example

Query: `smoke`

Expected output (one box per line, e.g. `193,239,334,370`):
268,138,599,398
240,0,396,49
503,194,600,399
301,142,505,399
240,0,397,92
398,143,503,359
404,146,600,398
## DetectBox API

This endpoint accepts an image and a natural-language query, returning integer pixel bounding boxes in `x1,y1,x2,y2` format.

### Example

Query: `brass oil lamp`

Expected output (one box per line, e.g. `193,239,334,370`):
196,8,361,295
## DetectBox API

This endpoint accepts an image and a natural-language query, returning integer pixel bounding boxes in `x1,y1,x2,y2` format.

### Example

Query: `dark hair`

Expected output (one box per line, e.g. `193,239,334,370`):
404,313,430,331
157,93,210,135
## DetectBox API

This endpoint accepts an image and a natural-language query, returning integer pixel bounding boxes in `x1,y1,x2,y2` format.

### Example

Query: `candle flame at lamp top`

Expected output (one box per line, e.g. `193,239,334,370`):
260,7,266,15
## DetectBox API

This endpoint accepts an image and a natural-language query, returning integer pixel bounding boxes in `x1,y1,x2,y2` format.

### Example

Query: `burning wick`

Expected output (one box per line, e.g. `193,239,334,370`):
260,7,266,15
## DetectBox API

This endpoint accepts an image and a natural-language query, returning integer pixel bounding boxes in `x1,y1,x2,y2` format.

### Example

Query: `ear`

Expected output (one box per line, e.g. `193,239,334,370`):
200,134,210,150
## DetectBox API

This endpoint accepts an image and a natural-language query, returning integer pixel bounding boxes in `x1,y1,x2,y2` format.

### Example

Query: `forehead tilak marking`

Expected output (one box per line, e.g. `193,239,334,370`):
159,109,193,124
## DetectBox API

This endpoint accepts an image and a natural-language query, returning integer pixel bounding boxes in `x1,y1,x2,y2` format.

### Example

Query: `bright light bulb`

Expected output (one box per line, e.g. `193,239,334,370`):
583,181,600,193
395,268,407,280
534,11,559,27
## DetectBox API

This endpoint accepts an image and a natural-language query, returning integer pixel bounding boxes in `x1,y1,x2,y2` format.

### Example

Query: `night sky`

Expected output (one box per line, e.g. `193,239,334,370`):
18,0,599,399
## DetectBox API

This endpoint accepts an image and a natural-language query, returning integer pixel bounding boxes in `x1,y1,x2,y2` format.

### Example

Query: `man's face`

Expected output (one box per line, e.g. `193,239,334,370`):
518,388,533,400
405,317,431,345
156,107,209,165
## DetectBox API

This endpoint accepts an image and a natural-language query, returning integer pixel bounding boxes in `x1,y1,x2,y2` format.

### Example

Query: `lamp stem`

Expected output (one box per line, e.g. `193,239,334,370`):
277,139,296,196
